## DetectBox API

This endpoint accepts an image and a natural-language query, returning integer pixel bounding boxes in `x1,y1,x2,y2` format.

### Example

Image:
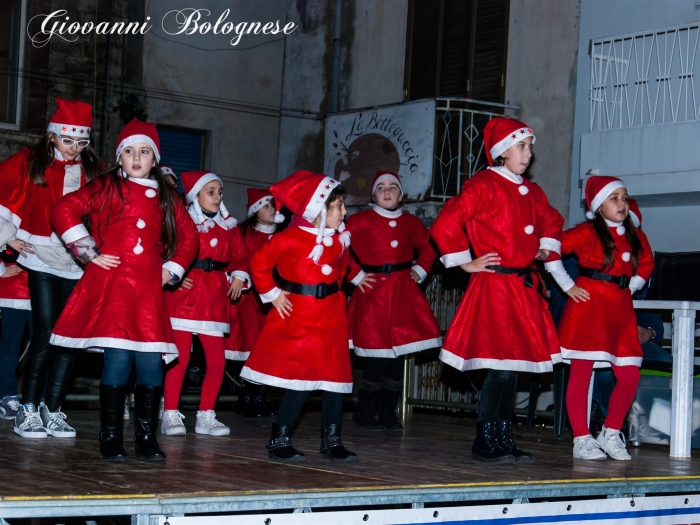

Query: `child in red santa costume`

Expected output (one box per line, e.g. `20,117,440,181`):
226,188,280,418
430,117,564,463
345,171,441,432
49,119,198,461
0,98,104,439
545,176,654,461
0,252,32,421
240,170,357,463
161,170,250,437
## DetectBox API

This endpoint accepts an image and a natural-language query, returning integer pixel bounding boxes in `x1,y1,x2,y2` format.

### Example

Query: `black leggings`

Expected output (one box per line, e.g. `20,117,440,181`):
476,369,518,423
276,389,343,427
22,270,79,411
361,356,404,387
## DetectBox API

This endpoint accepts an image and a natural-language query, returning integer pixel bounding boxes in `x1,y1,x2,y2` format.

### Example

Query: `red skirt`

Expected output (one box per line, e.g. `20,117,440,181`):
224,290,268,361
440,271,559,372
348,271,441,357
558,276,642,366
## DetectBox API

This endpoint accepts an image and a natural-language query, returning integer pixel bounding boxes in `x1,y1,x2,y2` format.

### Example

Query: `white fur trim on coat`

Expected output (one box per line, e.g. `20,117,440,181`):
240,366,353,393
49,333,178,354
439,348,554,373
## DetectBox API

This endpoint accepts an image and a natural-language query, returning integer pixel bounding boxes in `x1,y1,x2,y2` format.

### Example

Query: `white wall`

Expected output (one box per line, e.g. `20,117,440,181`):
571,0,700,251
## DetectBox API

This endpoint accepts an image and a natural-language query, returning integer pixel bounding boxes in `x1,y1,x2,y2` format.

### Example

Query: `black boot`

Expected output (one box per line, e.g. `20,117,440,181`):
320,423,358,462
99,384,128,462
496,419,534,463
266,422,305,463
353,380,382,431
378,381,404,432
239,381,275,418
472,421,514,462
134,385,166,462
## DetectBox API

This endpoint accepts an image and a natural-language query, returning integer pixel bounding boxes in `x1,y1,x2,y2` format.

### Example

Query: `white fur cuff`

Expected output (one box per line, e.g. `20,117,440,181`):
259,286,282,303
539,237,562,254
412,264,427,283
350,270,366,286
440,250,472,268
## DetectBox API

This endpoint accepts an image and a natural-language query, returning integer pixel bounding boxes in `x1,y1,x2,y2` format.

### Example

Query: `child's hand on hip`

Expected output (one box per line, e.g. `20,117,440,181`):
535,249,550,261
272,290,293,318
91,254,121,270
460,252,500,273
356,272,377,293
0,265,22,278
228,277,244,300
410,269,421,282
181,276,194,290
566,284,590,303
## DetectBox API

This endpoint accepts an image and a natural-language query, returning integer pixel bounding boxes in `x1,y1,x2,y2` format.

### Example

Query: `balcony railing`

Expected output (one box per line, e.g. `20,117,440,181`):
430,97,519,200
590,22,700,131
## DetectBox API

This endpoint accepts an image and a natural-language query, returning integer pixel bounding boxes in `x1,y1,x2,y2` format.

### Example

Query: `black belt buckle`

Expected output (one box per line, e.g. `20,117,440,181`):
315,283,327,299
618,274,630,289
203,258,214,272
382,263,394,274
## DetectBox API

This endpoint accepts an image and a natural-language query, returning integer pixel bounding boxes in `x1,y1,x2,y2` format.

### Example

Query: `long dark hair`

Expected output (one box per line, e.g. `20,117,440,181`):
27,133,103,185
88,163,179,260
590,212,642,272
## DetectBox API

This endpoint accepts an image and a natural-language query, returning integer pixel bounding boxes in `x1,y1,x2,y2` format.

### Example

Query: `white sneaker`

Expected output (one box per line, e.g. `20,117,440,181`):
161,410,186,435
39,403,76,437
123,396,130,420
195,410,230,436
597,426,632,460
573,434,607,460
14,403,47,439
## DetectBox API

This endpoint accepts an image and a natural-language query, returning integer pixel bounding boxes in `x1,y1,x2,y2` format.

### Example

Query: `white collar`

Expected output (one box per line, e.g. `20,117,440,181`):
128,176,158,188
487,165,523,184
254,223,276,233
299,226,336,236
604,219,623,227
369,203,402,218
53,148,81,162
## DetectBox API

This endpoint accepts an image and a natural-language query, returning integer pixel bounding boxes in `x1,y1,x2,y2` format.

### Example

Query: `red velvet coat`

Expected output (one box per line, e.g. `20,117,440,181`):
240,224,353,393
346,205,441,357
0,148,86,246
49,176,198,355
430,168,564,373
557,222,654,366
224,226,274,361
0,261,30,311
165,212,249,337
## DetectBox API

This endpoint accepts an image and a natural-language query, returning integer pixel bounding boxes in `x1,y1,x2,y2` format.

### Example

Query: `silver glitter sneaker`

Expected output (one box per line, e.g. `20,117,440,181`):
39,403,76,438
14,403,47,438
195,410,230,436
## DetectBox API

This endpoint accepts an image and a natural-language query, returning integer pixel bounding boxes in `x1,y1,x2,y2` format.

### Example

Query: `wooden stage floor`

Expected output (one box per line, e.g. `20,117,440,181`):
1,410,699,516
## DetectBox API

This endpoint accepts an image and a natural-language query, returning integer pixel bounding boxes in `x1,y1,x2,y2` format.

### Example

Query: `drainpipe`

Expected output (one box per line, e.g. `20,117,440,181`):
330,0,343,114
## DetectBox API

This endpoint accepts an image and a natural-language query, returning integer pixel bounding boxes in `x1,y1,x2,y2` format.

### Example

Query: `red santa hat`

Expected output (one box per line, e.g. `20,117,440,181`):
181,170,235,227
371,171,403,195
270,170,346,261
115,119,161,162
585,175,627,220
628,197,642,228
47,98,93,138
247,188,274,217
483,117,535,166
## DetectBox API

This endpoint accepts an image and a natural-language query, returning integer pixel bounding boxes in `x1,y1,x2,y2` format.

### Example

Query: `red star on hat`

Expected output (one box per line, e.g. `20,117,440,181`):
72,127,76,132
320,193,326,198
520,129,526,134
325,184,331,190
79,129,84,134
511,133,517,139
61,126,67,132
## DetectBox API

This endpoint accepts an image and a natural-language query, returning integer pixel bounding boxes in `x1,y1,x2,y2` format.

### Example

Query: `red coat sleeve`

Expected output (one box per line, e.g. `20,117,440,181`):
344,214,365,282
412,218,437,276
532,183,564,263
226,227,252,289
430,177,486,267
165,199,199,276
635,228,655,281
250,234,282,302
50,178,102,244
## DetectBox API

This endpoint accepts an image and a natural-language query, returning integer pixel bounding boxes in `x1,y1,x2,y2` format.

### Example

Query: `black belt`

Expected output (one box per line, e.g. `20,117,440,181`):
579,266,630,289
485,264,548,302
192,258,227,272
361,261,413,274
277,276,340,299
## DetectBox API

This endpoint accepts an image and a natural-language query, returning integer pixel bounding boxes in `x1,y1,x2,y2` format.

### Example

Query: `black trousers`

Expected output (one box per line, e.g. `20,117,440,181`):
476,369,518,423
276,389,343,427
22,269,79,411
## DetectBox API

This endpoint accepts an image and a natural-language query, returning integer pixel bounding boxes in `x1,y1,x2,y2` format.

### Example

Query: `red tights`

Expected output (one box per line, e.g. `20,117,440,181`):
164,331,225,412
566,359,640,438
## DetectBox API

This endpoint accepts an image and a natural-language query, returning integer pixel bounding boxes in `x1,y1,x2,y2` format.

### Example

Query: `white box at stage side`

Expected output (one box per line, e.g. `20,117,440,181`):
324,100,436,205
